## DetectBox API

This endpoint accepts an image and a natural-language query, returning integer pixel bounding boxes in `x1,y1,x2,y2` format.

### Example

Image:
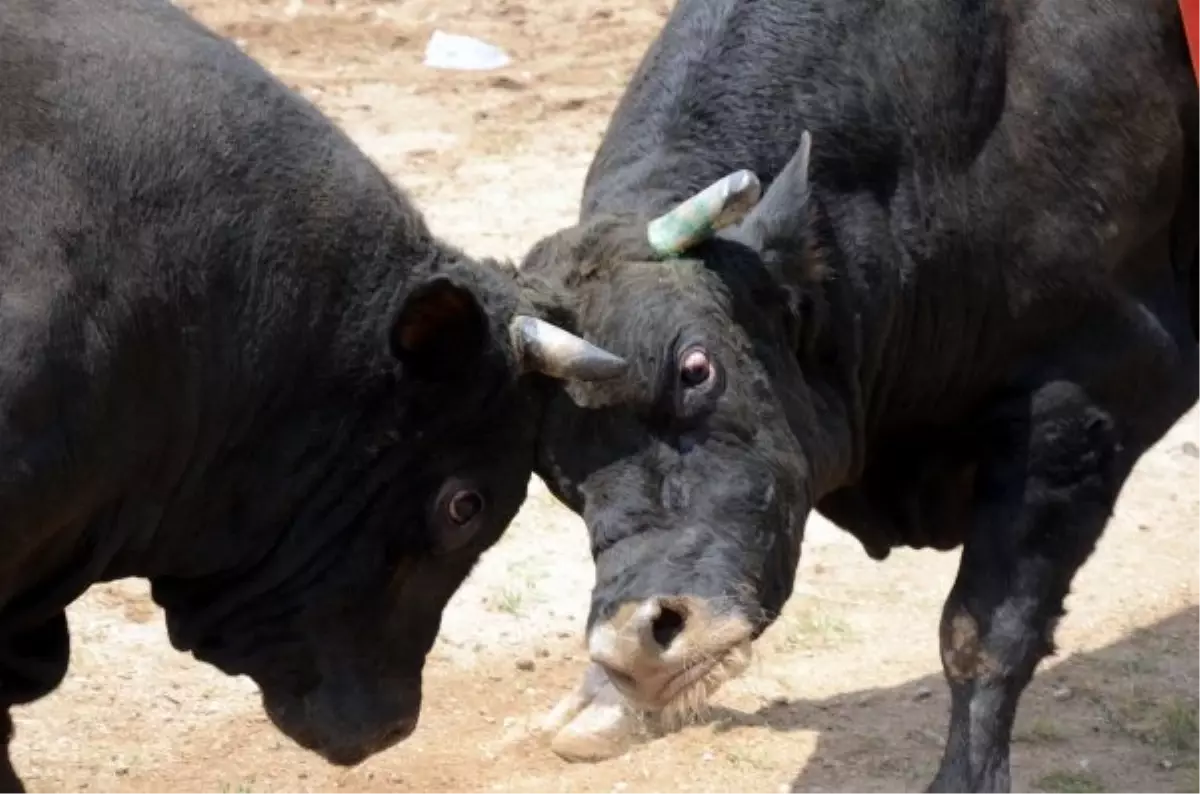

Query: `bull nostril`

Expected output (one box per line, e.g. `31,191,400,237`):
650,606,686,650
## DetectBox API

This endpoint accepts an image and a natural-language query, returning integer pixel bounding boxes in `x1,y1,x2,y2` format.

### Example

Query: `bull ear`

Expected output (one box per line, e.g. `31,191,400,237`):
390,275,489,380
732,131,813,256
645,170,763,257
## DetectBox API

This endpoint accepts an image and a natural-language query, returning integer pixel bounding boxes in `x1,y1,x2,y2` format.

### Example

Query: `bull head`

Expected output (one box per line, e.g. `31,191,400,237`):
510,134,814,382
509,315,627,381
645,130,813,258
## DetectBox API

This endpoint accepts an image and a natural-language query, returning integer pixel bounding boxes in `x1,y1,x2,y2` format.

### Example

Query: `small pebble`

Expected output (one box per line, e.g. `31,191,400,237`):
1181,441,1199,458
702,751,715,762
1160,759,1175,770
914,686,933,701
503,717,518,728
516,658,536,672
1052,685,1073,701
919,729,943,744
536,648,551,658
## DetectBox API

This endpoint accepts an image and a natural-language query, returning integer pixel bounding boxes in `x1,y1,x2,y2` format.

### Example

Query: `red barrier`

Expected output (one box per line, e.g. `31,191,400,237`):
1183,0,1198,79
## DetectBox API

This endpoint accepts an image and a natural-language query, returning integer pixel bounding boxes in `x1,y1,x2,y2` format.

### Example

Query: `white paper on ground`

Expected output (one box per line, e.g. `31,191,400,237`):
423,30,511,71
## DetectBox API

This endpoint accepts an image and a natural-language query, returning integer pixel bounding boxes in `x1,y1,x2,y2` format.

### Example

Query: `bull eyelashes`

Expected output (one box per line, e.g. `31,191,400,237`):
645,130,814,258
508,315,627,382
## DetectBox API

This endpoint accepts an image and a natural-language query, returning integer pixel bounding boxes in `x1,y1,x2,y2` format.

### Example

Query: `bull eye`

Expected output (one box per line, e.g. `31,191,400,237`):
678,346,715,388
447,490,484,525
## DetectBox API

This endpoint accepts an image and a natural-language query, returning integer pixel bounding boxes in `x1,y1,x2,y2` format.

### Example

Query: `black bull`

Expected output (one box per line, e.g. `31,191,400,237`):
0,0,1195,791
522,0,1198,791
0,0,629,789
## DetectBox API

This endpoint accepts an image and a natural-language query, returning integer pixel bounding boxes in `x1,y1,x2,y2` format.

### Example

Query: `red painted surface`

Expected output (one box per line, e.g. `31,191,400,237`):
1180,0,1200,86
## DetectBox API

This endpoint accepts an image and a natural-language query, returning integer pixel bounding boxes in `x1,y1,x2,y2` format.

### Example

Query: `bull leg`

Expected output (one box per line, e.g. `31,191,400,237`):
0,612,72,794
0,712,21,794
928,382,1123,793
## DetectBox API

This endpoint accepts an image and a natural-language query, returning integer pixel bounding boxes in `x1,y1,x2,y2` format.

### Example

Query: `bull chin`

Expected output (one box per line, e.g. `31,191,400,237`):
543,614,757,763
600,639,755,725
260,688,419,767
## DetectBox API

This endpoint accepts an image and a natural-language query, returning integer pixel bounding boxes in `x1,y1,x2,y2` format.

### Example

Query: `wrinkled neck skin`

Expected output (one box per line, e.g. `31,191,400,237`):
0,232,508,649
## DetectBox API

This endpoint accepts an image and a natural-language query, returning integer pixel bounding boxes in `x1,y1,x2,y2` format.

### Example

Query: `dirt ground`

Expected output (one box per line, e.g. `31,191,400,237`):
9,0,1199,791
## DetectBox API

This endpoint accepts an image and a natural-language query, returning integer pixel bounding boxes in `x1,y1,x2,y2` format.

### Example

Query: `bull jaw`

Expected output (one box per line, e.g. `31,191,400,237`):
538,641,754,763
261,689,417,767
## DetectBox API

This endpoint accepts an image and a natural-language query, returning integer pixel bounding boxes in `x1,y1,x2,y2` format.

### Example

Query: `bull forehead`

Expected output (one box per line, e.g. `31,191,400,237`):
586,259,740,345
618,258,726,301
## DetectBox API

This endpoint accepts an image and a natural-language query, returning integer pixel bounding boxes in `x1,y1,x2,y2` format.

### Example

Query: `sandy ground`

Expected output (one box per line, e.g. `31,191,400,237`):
8,0,1199,791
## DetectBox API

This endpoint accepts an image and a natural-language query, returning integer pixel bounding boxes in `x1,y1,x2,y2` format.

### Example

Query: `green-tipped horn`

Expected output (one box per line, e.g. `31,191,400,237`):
646,170,763,257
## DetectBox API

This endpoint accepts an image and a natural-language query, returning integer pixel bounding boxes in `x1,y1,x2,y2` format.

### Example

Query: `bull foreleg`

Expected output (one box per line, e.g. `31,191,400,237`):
0,711,20,794
0,612,72,794
928,381,1121,792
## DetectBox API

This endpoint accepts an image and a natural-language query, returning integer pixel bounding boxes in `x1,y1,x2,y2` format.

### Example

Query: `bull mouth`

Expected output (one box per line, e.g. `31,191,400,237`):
662,655,721,704
542,634,755,764
262,689,419,767
607,638,754,721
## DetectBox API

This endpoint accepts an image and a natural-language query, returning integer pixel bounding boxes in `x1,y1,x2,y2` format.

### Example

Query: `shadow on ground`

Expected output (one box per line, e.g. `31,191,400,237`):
694,608,1199,793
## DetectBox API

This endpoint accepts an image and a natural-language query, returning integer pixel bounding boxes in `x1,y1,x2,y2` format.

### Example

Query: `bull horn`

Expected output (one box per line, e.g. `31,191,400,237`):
646,169,763,257
509,315,627,381
734,130,814,254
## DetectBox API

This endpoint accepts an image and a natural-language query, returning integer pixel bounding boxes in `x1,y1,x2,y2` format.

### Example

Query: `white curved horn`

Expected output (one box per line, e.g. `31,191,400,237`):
509,315,627,381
